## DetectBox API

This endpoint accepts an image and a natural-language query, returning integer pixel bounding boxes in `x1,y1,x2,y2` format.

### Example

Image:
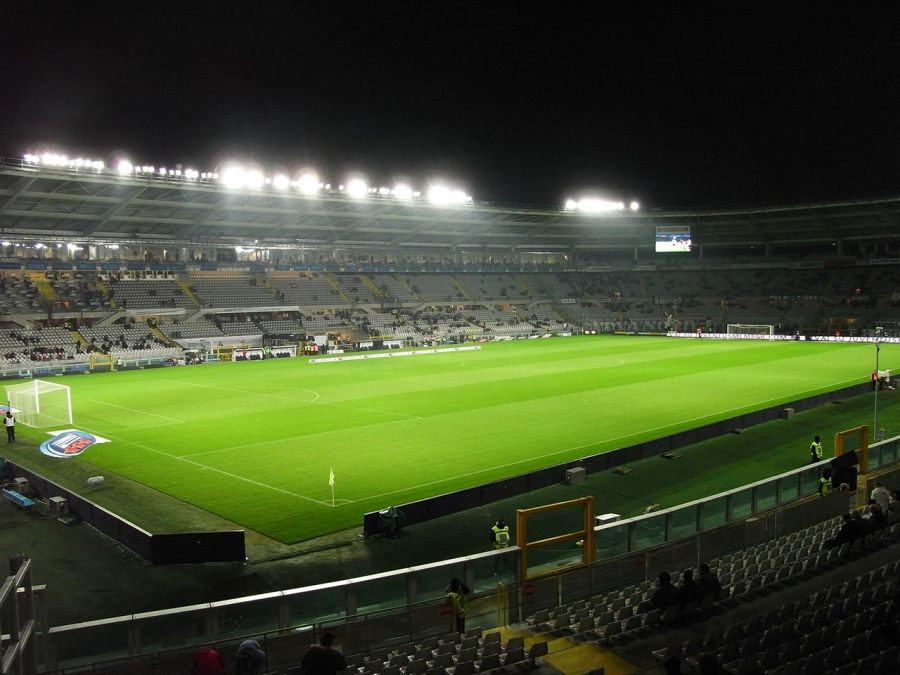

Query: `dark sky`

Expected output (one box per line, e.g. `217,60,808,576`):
1,1,898,208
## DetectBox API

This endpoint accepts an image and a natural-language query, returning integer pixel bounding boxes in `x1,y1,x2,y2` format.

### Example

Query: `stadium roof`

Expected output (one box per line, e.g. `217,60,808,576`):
1,157,899,253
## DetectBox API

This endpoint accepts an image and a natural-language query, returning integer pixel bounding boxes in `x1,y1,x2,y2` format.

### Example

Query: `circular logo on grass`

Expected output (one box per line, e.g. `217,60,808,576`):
40,431,97,458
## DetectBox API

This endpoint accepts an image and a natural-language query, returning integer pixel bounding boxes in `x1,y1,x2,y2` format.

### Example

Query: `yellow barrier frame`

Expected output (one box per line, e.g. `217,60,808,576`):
834,424,869,474
515,495,594,581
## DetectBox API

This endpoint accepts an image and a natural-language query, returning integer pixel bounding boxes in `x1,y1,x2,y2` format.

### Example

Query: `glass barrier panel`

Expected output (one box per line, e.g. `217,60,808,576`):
355,574,408,615
728,489,752,521
415,563,466,603
213,596,282,639
880,441,895,465
524,539,584,578
284,587,346,628
51,621,133,667
800,466,820,496
470,552,516,593
669,506,699,541
136,607,211,653
778,475,800,504
527,507,587,543
701,497,727,531
754,481,777,513
596,524,629,560
885,439,896,464
869,445,883,470
632,515,665,550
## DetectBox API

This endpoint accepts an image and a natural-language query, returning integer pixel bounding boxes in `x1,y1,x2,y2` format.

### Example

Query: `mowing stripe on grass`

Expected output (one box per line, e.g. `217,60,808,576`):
349,375,866,506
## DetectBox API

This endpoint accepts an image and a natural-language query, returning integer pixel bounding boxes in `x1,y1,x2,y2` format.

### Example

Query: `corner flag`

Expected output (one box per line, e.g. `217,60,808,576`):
328,467,335,507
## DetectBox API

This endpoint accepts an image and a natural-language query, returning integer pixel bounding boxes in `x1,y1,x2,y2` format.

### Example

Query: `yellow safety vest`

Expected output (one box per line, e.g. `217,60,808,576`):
492,525,510,549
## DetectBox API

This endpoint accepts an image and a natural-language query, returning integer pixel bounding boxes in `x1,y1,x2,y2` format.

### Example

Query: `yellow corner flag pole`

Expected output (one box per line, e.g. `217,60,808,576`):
329,467,335,507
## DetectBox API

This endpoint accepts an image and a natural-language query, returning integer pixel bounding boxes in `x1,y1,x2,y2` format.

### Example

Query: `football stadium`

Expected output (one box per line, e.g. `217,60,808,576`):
4,4,900,673
1,154,899,675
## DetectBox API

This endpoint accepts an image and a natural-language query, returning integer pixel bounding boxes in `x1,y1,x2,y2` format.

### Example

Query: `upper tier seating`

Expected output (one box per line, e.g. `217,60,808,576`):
109,280,195,309
188,273,277,307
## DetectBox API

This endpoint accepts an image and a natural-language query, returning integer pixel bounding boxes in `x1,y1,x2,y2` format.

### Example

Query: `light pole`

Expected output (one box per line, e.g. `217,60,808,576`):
874,327,883,440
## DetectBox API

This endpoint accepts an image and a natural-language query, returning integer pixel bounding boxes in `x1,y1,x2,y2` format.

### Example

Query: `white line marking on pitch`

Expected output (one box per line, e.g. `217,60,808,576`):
162,379,420,419
79,425,334,507
85,399,185,424
161,379,320,403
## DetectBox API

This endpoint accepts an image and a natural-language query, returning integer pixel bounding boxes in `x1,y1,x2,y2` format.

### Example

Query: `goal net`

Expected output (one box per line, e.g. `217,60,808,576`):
726,324,775,338
5,380,73,428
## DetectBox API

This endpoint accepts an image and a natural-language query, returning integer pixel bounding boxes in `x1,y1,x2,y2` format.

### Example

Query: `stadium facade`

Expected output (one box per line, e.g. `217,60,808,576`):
0,156,898,355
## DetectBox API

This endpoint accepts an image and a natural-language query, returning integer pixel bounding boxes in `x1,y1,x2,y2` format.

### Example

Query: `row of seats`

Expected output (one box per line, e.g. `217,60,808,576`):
325,628,546,675
521,515,897,649
659,559,899,674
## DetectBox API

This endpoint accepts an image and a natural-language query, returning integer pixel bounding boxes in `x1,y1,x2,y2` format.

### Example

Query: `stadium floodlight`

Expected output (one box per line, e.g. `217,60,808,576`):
378,186,391,196
117,160,133,176
184,168,199,180
566,197,626,213
297,172,321,195
245,169,264,189
427,184,471,206
41,153,68,168
393,183,413,201
272,174,290,190
221,165,247,189
91,160,104,171
346,178,368,199
630,201,640,211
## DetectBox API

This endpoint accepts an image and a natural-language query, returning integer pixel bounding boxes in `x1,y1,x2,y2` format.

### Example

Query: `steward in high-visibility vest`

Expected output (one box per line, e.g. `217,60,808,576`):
490,519,510,549
810,436,823,463
818,469,832,496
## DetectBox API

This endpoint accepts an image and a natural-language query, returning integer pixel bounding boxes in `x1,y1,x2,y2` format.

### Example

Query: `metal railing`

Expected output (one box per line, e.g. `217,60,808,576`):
38,434,899,671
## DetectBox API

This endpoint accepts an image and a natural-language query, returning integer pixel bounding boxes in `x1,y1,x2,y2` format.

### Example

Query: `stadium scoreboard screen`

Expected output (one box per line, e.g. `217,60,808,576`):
656,225,692,252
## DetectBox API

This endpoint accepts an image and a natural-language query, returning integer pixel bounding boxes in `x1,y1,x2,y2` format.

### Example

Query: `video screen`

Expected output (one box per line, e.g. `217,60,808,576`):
656,226,692,252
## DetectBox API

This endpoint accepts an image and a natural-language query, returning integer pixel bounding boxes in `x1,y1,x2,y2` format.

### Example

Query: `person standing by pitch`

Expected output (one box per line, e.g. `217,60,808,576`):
809,435,823,463
4,409,14,443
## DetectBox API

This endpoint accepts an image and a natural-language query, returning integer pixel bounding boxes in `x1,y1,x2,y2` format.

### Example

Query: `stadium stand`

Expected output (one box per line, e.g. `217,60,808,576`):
188,271,279,307
108,278,195,309
2,160,900,674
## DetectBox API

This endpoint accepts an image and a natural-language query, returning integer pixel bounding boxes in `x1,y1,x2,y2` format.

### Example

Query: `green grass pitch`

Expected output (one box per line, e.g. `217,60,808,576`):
5,336,898,543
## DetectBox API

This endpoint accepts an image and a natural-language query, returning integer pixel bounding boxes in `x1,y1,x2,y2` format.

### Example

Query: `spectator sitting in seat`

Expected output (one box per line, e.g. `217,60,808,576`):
871,481,891,513
888,490,900,524
677,568,703,609
862,500,887,531
825,513,861,549
234,639,265,675
299,632,346,675
650,571,679,609
698,563,722,601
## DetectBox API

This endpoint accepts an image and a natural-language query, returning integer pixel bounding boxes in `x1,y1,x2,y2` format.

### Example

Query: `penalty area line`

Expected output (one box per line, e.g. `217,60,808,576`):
85,399,185,424
77,425,334,508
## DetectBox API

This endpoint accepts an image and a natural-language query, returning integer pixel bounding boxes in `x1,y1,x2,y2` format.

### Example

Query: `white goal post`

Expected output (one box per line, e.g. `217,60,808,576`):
726,324,775,338
5,379,73,428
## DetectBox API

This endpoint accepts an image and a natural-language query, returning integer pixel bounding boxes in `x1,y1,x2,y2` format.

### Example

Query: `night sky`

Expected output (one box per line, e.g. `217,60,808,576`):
1,1,898,209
